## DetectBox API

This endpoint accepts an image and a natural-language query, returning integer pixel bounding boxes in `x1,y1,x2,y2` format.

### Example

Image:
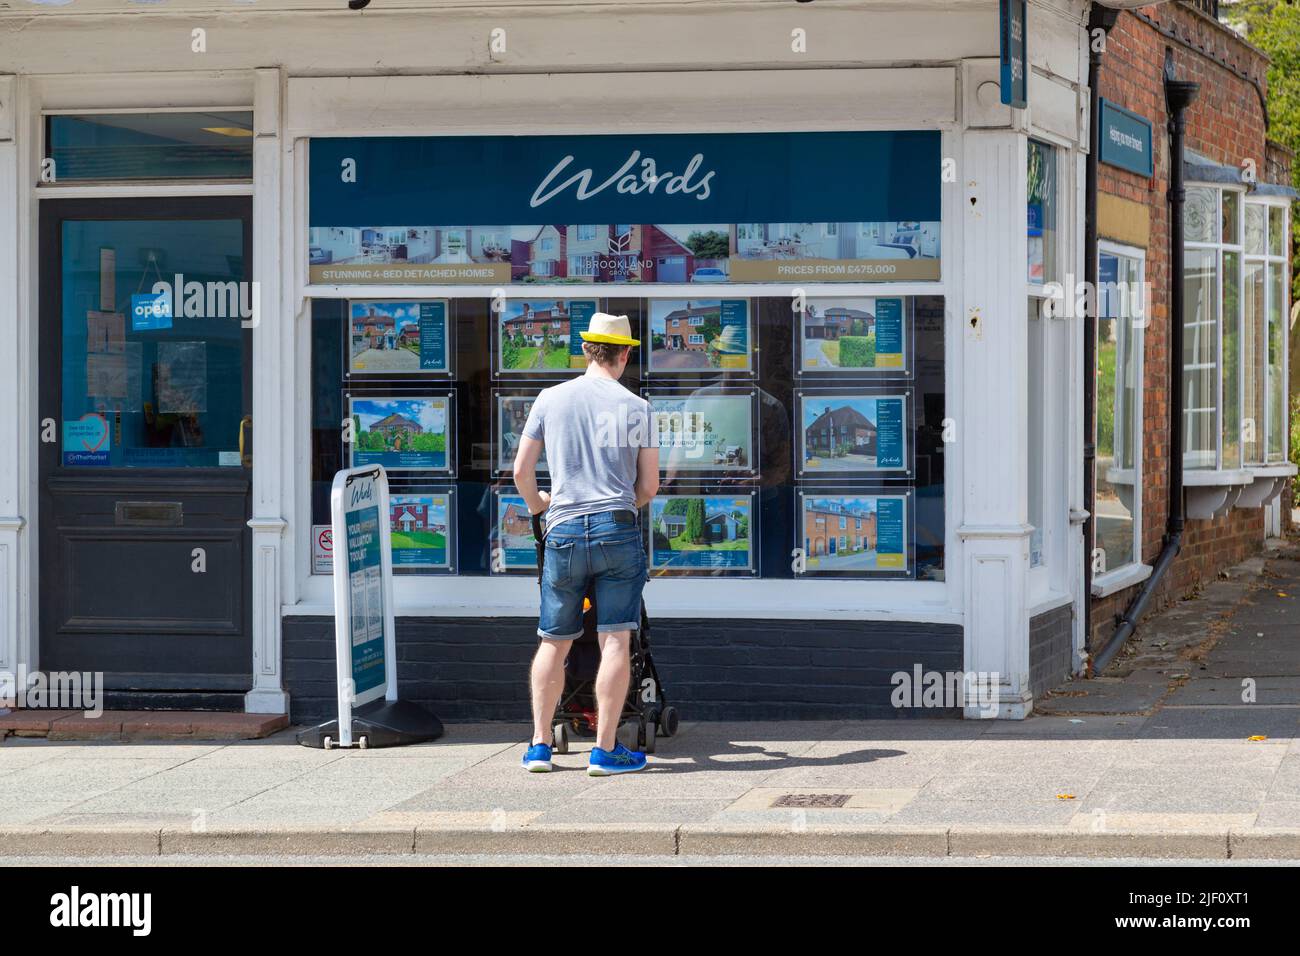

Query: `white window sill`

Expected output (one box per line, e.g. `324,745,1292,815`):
1182,468,1254,487
1091,562,1153,598
1183,469,1253,520
285,574,961,625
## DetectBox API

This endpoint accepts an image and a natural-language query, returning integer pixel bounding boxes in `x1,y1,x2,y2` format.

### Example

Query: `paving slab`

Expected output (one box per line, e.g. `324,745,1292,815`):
1035,680,1169,715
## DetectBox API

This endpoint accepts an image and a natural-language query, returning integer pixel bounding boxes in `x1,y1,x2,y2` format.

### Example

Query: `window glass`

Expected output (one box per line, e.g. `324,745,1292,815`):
1027,299,1044,567
1221,191,1240,246
1221,250,1241,468
1027,141,1057,284
1182,248,1218,469
310,295,948,581
1184,186,1218,244
60,219,247,468
1268,263,1286,462
1268,206,1286,257
1096,251,1142,573
1243,260,1266,464
46,112,253,182
1245,203,1267,255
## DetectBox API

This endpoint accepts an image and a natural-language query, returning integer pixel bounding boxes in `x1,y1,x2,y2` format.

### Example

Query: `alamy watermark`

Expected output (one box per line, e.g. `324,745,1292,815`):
891,666,1002,717
139,274,261,329
0,666,104,717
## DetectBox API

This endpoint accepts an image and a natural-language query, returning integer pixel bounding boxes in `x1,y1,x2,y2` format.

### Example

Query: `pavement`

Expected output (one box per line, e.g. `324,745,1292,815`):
2,538,1299,861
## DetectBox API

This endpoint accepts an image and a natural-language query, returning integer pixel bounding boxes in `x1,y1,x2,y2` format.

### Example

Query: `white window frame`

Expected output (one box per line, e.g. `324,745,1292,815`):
1181,182,1250,475
1243,198,1291,467
1092,241,1150,598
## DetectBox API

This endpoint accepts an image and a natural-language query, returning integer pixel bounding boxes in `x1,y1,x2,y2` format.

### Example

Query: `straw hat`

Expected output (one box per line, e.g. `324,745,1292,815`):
579,312,640,346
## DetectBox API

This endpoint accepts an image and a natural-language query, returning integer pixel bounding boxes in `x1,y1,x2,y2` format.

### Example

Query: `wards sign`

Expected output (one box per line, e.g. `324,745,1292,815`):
529,150,716,207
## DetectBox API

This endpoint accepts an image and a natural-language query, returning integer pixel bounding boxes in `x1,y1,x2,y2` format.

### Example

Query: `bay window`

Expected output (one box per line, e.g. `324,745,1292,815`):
1180,184,1292,516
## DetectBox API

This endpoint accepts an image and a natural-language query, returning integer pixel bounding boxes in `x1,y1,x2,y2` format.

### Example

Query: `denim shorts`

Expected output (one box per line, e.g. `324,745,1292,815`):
538,510,648,640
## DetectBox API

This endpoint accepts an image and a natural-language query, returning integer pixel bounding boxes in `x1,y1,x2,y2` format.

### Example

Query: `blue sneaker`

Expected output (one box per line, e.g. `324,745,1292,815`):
587,743,647,776
522,742,553,773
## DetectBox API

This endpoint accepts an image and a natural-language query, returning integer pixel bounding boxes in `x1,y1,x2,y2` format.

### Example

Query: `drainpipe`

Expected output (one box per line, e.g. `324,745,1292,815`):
1083,2,1120,676
1092,48,1198,674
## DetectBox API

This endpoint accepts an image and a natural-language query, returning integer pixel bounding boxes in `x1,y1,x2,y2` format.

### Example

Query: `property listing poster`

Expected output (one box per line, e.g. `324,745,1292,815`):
799,493,910,576
496,299,598,374
495,492,539,571
348,300,450,374
389,493,452,570
648,300,752,374
646,391,755,474
307,131,942,285
649,495,754,573
799,297,908,374
497,393,548,473
799,393,908,475
349,396,451,472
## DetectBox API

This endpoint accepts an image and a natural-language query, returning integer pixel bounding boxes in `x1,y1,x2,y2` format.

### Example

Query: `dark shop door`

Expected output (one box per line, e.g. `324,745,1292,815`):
39,197,254,690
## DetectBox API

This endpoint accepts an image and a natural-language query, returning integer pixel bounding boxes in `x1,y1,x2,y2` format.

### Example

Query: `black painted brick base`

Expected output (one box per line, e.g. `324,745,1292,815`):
1029,604,1074,697
284,616,965,723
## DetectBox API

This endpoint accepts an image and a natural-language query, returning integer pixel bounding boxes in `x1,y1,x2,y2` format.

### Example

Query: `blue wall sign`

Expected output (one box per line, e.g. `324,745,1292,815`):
1099,99,1154,178
1000,0,1028,109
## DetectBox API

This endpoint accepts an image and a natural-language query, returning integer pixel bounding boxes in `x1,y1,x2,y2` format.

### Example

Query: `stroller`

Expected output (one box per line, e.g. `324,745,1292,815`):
531,514,679,754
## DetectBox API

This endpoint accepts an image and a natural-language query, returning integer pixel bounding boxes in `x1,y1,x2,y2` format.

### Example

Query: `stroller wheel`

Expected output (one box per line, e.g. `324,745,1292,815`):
552,722,570,755
658,705,679,738
642,718,657,755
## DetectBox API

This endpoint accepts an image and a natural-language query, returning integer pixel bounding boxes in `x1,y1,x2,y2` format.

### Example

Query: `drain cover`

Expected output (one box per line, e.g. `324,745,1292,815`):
771,793,851,808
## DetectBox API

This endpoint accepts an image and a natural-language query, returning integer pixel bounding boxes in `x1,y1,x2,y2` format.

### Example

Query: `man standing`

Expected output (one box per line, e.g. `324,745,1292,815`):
513,313,659,776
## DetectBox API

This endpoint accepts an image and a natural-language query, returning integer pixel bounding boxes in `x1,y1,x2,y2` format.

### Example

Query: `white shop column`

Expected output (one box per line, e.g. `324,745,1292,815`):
245,67,289,715
0,75,30,683
958,127,1034,719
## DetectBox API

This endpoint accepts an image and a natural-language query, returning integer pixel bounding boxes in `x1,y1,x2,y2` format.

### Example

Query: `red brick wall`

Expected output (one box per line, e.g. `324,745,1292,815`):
1090,4,1271,650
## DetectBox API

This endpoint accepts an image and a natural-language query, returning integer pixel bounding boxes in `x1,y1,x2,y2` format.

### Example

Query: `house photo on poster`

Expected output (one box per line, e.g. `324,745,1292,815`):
389,492,454,571
648,299,752,374
348,300,450,374
646,390,756,475
307,131,943,284
798,492,911,577
799,296,909,374
798,392,909,476
494,490,539,572
497,392,548,473
496,298,598,374
649,494,755,573
348,395,452,472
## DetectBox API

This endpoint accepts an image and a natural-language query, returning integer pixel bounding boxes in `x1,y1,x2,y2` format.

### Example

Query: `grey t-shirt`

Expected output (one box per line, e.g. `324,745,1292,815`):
521,373,651,532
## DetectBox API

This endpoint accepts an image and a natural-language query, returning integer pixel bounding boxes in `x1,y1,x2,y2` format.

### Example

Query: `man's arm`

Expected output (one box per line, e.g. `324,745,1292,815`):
634,443,660,509
512,435,550,515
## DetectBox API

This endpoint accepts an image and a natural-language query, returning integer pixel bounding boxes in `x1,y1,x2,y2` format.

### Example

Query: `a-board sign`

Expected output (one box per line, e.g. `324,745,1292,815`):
330,464,398,746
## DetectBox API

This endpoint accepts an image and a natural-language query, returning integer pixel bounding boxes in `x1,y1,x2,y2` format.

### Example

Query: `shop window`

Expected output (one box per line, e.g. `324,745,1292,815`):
45,112,254,182
309,295,947,583
1027,140,1058,285
1096,247,1145,580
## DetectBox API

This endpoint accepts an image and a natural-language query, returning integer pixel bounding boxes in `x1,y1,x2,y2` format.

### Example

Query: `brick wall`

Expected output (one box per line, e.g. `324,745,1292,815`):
1090,4,1275,650
284,616,965,723
1029,604,1074,696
